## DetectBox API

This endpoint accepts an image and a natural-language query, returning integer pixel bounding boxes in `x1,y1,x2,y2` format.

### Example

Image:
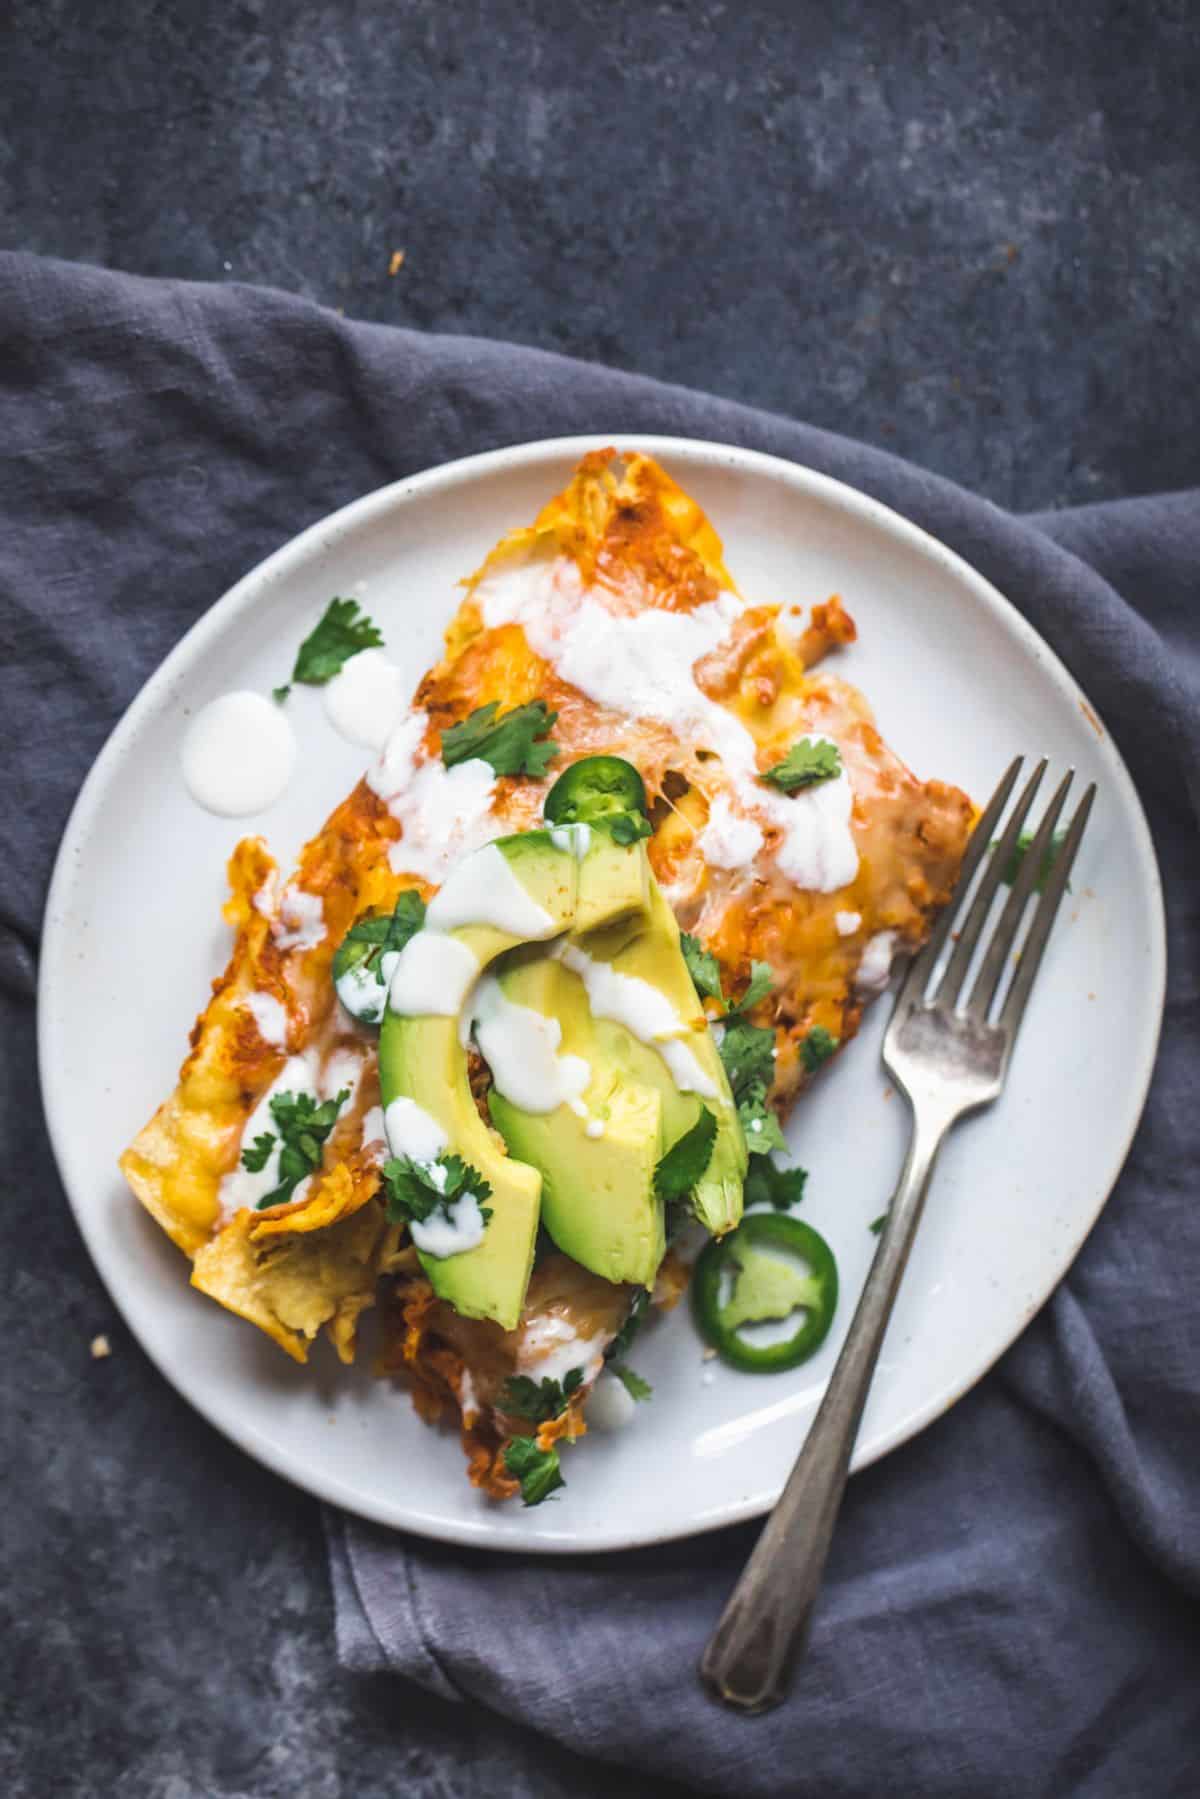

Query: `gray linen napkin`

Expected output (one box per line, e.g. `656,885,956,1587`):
5,254,1197,1796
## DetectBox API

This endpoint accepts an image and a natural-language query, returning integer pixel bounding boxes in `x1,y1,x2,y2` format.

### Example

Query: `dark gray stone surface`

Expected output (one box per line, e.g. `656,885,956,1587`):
2,4,1197,1796
3,0,1198,513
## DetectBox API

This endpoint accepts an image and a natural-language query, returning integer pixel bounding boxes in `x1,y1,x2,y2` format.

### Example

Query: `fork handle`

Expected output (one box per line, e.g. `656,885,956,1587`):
699,1106,950,1713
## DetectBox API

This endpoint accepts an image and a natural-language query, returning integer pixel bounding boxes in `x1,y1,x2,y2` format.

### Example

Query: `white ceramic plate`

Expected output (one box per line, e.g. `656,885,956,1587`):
39,436,1165,1553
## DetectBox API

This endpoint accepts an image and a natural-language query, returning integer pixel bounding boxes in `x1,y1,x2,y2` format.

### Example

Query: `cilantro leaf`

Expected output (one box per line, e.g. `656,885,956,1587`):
682,940,775,1022
382,1153,494,1230
761,738,843,793
607,1290,649,1363
272,684,291,704
736,1083,788,1155
503,1436,565,1506
682,932,725,1008
609,1364,653,1402
437,1154,494,1221
801,1026,839,1074
501,1367,583,1424
654,1106,718,1200
718,1016,786,1161
744,1158,809,1210
241,1131,277,1174
254,1087,350,1208
739,960,774,1013
869,1213,887,1235
286,597,385,688
609,811,653,844
380,1157,445,1225
997,829,1070,894
332,888,426,998
718,1017,776,1097
441,700,559,778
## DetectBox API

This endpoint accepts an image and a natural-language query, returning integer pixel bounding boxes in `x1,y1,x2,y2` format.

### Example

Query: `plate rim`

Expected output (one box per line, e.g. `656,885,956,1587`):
38,432,1167,1554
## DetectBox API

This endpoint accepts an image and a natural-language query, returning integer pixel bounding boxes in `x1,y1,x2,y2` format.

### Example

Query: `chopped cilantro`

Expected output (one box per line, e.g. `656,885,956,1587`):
739,960,774,1012
718,1017,782,1160
718,1016,776,1097
682,940,775,1020
253,1087,350,1208
609,810,653,844
682,932,725,1008
332,889,426,993
801,1026,839,1074
382,1153,494,1231
744,1159,809,1210
441,700,559,777
241,1131,277,1174
607,1290,649,1363
503,1435,565,1506
737,1085,788,1154
997,828,1070,894
501,1367,583,1424
761,738,843,792
654,1106,718,1200
869,1213,887,1235
283,597,385,690
609,1364,653,1402
272,684,291,705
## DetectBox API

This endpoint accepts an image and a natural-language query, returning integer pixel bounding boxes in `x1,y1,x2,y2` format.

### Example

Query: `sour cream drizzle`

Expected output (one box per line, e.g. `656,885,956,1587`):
587,1368,638,1432
242,991,288,1049
554,941,718,1099
388,932,480,1017
219,1050,318,1219
516,1313,610,1387
409,1190,489,1259
856,929,899,996
275,886,326,952
473,556,859,893
368,710,502,883
335,950,400,1025
426,843,557,939
381,1096,487,1259
466,972,591,1115
549,823,592,858
384,1095,448,1162
360,1105,387,1153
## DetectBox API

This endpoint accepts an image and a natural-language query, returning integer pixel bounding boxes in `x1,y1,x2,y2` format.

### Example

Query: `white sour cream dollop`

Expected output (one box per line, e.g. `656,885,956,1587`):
181,691,297,817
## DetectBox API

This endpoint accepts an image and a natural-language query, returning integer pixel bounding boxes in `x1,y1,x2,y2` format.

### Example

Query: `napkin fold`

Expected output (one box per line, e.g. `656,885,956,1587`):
6,254,1197,1797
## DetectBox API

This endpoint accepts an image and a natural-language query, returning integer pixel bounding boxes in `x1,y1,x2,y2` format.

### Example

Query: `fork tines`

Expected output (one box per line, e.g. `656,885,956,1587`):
899,755,1096,1039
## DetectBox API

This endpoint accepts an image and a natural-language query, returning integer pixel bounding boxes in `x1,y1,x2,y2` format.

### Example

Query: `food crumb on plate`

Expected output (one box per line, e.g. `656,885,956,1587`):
90,1334,112,1360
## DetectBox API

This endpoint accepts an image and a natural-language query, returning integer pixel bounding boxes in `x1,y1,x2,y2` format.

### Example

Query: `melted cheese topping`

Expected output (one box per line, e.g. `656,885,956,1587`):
123,448,972,1390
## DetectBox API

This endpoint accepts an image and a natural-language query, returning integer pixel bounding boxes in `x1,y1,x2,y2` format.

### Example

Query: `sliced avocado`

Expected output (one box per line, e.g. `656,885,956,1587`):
578,880,747,1236
379,830,651,1328
572,823,652,935
379,831,579,1330
486,951,667,1288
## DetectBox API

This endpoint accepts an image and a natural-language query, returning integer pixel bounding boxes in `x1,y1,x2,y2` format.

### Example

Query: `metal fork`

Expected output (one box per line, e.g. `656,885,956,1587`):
700,755,1096,1713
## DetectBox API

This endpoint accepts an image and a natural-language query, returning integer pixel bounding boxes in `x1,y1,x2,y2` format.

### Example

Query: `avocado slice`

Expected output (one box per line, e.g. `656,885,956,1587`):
379,831,579,1330
487,848,745,1279
486,950,667,1288
378,830,654,1328
486,828,665,1288
567,820,652,934
571,880,748,1236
